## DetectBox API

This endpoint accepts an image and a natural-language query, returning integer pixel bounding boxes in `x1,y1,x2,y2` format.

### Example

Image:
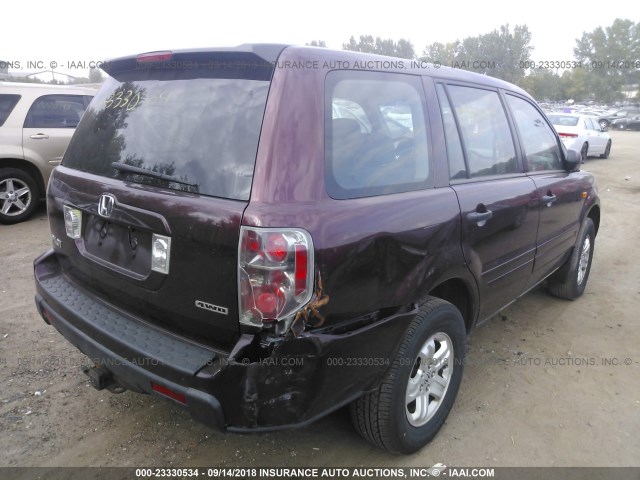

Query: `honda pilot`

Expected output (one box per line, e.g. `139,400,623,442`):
34,44,600,454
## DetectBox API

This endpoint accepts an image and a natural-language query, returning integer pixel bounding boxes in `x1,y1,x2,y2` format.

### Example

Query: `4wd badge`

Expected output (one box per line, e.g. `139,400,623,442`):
195,300,228,315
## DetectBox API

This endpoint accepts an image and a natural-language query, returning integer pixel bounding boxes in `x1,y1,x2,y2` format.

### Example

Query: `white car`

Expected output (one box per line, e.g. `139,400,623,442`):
547,113,612,162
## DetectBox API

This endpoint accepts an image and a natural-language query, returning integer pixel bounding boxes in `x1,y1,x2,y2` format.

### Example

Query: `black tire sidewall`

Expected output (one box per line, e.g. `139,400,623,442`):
570,219,595,297
388,302,466,453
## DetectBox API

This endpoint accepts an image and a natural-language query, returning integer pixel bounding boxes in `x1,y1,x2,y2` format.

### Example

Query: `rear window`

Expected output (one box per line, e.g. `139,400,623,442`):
0,94,20,127
547,114,579,127
63,73,270,200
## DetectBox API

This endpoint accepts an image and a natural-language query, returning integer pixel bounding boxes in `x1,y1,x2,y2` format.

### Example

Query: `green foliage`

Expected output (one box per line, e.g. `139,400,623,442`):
306,40,327,48
573,18,639,102
422,24,533,83
520,69,565,102
89,68,104,83
342,35,416,59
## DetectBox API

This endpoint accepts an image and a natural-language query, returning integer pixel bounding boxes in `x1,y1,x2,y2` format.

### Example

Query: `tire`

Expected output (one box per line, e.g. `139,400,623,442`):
599,140,611,159
599,120,609,131
548,218,595,300
350,297,466,454
580,143,588,163
0,168,39,224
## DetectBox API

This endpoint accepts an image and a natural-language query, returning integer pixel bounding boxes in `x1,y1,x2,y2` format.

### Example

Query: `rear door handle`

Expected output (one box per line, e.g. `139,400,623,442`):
30,133,50,140
542,193,557,207
466,210,493,226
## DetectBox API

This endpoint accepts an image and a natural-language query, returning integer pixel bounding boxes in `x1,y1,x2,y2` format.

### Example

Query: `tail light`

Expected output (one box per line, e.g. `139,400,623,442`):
558,132,578,138
63,206,82,239
136,51,173,63
238,227,314,331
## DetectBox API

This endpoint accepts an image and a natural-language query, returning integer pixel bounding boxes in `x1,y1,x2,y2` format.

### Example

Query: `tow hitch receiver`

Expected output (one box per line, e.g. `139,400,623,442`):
81,364,114,391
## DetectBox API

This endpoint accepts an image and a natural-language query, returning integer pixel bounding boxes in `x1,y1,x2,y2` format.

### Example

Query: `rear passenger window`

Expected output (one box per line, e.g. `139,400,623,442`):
447,85,518,178
505,95,563,171
0,94,20,127
24,95,87,128
325,71,432,199
585,117,599,132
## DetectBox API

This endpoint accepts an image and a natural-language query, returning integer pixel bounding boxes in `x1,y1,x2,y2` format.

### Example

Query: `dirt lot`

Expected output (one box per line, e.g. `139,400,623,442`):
1,131,638,469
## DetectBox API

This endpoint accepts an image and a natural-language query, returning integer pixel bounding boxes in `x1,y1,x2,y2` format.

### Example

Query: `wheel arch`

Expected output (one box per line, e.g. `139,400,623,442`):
0,158,45,198
427,277,476,333
587,204,600,236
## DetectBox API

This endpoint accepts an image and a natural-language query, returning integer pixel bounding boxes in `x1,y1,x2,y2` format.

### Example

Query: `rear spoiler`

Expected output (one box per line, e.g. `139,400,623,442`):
100,44,289,81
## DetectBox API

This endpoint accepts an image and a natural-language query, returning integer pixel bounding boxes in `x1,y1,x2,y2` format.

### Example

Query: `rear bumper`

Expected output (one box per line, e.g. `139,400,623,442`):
34,249,416,431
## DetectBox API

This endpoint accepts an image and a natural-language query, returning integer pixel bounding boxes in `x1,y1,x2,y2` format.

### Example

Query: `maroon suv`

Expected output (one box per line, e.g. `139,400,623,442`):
34,44,600,453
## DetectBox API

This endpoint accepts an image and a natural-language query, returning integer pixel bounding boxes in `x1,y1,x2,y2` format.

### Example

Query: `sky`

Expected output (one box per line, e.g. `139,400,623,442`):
2,0,637,79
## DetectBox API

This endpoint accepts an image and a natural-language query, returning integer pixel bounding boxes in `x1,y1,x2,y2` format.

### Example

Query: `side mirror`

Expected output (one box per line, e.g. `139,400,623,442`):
564,148,581,172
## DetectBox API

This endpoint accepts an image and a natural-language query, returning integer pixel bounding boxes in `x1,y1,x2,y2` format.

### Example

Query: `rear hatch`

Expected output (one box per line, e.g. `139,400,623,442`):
48,46,285,347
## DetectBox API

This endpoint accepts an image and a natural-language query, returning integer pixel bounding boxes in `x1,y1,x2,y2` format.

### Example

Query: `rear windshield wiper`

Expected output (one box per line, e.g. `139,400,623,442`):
111,162,198,188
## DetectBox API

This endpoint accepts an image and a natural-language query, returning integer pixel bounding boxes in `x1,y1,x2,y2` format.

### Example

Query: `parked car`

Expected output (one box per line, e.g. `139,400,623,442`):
0,82,95,223
597,107,640,130
547,113,612,161
34,45,600,454
610,115,640,130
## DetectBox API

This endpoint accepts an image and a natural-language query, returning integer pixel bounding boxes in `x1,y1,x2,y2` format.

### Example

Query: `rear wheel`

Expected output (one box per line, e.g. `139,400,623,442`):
599,119,609,131
350,297,466,454
0,168,39,224
599,140,611,159
580,143,588,163
548,218,595,300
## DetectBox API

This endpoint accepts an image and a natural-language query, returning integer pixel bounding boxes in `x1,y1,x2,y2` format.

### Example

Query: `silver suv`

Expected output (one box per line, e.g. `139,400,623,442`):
0,82,95,223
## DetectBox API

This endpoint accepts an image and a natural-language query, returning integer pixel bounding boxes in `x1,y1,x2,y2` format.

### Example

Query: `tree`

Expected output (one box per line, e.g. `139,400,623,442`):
421,24,533,83
574,19,639,102
560,68,593,102
342,35,415,59
421,41,460,66
520,69,564,102
89,67,104,83
306,40,327,48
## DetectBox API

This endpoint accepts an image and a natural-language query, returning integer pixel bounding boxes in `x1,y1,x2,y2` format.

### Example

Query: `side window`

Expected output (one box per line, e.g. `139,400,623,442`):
585,117,599,131
0,94,21,127
24,94,87,128
447,85,517,178
325,70,432,199
505,95,563,172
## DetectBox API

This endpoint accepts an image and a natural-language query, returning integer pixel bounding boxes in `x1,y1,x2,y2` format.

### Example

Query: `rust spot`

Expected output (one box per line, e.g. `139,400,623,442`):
290,273,330,336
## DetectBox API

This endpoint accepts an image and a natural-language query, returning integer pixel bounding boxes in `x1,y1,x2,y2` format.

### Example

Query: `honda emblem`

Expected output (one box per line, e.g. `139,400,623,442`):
98,194,115,218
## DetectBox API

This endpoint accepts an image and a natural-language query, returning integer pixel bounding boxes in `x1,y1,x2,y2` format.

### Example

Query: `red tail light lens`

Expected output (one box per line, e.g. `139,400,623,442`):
559,132,578,138
294,245,308,295
238,227,314,329
265,233,289,262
